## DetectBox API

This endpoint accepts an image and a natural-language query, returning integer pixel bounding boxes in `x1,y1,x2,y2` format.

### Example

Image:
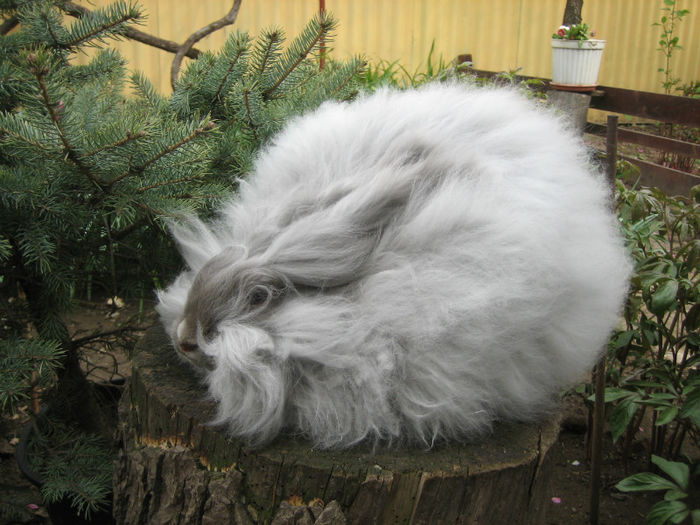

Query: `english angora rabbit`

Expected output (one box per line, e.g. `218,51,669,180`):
157,83,631,449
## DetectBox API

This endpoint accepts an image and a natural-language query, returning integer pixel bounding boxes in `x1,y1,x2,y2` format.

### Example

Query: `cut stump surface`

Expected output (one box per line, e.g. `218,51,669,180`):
114,325,561,525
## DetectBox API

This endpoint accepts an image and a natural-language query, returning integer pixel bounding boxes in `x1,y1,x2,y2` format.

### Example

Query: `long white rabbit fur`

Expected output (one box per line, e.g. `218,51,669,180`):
157,83,631,449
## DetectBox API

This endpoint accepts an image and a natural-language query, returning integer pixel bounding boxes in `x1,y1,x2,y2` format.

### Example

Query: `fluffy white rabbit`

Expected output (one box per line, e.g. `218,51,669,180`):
157,83,631,449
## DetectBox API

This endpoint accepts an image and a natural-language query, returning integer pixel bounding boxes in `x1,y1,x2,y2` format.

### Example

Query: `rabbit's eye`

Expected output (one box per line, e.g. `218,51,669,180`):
248,288,269,308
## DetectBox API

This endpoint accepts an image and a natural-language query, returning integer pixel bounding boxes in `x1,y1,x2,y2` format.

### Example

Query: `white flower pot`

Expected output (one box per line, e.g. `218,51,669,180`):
551,39,606,92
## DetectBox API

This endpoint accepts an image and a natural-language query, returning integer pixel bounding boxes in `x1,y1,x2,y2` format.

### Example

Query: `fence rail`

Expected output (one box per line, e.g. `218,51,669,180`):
469,69,699,195
589,86,699,127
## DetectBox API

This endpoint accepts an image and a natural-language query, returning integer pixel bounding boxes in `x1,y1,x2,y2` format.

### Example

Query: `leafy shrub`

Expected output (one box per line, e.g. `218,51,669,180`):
604,176,699,460
616,455,699,525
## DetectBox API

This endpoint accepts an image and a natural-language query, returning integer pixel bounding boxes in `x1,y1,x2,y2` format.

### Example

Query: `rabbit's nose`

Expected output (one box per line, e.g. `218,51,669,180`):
179,341,198,354
176,320,198,353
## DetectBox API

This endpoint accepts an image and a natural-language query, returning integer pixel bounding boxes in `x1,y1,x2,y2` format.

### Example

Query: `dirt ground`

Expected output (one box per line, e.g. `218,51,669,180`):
0,299,679,524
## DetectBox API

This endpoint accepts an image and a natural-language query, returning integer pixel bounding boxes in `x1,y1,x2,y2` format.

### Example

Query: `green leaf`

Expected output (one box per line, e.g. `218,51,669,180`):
679,387,700,426
650,279,678,316
588,387,635,403
636,399,673,408
663,489,687,501
627,381,666,389
612,330,635,350
655,406,679,426
646,500,688,525
650,393,677,401
616,472,678,492
652,455,689,490
610,398,639,442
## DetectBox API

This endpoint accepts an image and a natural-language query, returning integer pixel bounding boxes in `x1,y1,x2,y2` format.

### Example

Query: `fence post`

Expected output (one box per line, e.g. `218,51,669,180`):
606,115,619,185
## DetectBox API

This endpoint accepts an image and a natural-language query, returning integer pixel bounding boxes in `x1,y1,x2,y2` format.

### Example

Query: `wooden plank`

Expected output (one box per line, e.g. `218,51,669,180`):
588,123,700,157
617,128,700,157
590,86,700,126
619,154,700,196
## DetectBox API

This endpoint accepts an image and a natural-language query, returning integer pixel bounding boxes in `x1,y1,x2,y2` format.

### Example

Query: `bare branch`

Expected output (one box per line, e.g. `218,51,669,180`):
70,325,141,350
63,1,202,59
0,14,19,36
170,0,243,90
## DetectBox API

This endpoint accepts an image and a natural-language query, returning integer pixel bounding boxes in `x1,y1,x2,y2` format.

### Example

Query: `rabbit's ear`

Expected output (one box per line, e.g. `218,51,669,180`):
265,167,415,288
168,217,223,271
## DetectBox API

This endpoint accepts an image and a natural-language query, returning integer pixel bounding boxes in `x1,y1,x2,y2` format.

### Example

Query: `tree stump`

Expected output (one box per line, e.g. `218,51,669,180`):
113,325,562,525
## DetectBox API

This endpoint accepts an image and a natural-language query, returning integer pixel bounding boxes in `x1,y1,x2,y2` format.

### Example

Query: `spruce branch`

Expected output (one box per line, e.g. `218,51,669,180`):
170,0,243,90
252,28,283,77
243,87,259,141
167,193,219,200
110,121,215,184
108,217,152,242
79,130,146,159
133,201,167,216
0,121,57,155
137,121,215,171
130,71,167,111
136,174,204,193
213,37,249,104
29,54,103,191
41,10,65,49
328,57,366,98
62,1,202,59
61,2,142,50
263,13,336,99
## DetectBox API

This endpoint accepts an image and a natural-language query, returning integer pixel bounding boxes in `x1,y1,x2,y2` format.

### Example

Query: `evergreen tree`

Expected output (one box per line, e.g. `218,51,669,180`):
0,0,364,517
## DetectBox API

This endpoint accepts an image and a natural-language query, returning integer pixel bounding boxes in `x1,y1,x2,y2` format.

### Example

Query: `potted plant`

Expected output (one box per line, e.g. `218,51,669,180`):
551,23,606,91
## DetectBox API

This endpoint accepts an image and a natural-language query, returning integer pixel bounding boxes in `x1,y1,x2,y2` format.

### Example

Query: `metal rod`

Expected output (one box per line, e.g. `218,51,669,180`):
589,357,607,525
319,0,326,70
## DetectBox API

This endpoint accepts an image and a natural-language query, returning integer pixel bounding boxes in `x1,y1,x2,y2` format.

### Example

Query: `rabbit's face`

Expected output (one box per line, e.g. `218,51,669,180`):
172,247,292,368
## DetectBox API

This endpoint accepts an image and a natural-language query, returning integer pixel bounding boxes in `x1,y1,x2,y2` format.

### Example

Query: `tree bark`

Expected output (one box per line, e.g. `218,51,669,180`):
114,325,562,525
562,0,584,25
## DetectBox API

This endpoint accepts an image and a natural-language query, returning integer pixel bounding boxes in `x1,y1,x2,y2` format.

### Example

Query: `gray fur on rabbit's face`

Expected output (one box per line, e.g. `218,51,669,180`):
157,83,632,449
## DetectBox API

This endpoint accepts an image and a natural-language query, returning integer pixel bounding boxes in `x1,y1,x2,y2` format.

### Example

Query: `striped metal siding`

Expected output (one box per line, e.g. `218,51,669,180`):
75,0,699,94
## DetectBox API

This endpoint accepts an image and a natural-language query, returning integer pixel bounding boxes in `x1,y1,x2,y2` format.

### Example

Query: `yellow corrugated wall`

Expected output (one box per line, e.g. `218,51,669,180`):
76,0,699,94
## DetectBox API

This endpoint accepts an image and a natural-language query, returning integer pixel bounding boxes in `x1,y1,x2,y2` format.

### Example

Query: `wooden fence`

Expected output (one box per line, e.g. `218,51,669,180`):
470,69,700,196
588,86,700,196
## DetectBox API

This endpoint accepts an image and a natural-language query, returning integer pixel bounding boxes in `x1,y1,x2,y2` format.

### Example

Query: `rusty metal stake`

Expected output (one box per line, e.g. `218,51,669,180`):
590,114,618,525
590,357,606,525
319,0,326,70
